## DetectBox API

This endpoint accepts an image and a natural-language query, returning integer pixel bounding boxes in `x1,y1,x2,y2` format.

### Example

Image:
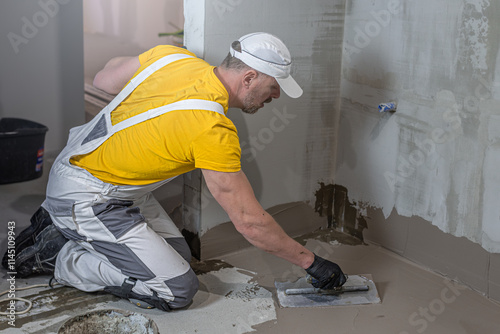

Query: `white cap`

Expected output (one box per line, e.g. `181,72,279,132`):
230,32,303,98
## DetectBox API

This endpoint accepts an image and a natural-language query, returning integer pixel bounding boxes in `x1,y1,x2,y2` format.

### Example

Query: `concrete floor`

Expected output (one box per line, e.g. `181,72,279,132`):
1,167,500,333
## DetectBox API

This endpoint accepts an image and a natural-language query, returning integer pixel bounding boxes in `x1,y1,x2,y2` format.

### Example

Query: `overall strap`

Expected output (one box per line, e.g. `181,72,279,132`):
112,99,224,133
104,53,195,115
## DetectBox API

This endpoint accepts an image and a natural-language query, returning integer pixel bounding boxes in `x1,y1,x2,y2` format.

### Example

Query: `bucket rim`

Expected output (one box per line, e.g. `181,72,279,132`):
0,117,48,137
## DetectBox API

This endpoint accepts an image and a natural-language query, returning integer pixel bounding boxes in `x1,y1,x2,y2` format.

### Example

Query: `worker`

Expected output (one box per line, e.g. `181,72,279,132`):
4,32,346,311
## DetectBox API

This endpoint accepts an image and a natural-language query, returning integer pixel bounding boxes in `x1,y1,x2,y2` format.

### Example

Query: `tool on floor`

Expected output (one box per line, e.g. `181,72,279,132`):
285,284,369,295
284,274,370,295
275,274,380,308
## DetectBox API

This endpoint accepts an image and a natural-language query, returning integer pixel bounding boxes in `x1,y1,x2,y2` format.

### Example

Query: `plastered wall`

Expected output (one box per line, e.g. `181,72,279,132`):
335,0,500,300
336,0,500,254
185,0,346,235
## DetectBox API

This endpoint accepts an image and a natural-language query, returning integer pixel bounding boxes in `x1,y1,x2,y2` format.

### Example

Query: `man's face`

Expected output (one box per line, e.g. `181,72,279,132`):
241,75,281,114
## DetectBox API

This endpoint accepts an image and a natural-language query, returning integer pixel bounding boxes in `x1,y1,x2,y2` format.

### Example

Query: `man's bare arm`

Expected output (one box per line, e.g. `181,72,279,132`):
201,169,315,269
93,56,141,95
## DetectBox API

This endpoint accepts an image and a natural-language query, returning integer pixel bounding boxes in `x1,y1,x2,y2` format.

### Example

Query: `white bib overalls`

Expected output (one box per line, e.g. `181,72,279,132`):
42,53,224,310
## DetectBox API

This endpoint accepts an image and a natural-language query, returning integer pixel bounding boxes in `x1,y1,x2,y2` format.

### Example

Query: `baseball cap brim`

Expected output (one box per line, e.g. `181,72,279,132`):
277,75,303,98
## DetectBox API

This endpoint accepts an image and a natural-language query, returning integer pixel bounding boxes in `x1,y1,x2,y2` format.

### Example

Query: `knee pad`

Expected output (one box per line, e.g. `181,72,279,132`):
104,277,171,312
164,268,199,309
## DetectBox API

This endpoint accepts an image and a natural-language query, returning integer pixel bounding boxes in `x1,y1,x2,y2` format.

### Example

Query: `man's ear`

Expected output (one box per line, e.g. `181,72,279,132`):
242,70,258,89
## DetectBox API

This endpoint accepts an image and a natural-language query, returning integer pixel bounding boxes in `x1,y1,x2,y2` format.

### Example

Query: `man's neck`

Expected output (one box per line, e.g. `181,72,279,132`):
214,67,242,109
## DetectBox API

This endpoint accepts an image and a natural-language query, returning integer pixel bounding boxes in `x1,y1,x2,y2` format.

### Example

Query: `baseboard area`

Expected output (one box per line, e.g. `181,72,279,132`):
364,206,500,304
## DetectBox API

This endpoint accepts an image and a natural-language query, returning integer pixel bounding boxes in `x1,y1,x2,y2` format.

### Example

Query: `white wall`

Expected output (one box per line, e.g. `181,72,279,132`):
0,0,84,154
336,0,500,253
84,0,183,50
83,0,184,81
185,0,346,234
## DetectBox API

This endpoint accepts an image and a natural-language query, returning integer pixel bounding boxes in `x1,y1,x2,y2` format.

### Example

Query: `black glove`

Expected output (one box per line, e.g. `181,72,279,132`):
305,254,347,289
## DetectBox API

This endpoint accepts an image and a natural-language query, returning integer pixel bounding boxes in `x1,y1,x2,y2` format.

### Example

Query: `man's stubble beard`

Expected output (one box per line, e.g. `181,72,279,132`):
241,90,261,114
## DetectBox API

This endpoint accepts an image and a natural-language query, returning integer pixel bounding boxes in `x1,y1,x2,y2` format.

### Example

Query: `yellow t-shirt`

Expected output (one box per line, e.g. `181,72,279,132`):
70,45,241,185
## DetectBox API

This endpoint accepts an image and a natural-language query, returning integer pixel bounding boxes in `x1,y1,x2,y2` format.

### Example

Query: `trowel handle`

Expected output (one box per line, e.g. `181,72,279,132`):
340,285,369,292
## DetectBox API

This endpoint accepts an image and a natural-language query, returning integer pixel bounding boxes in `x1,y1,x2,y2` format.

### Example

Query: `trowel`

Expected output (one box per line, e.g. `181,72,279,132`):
275,274,381,308
284,284,369,296
284,274,369,296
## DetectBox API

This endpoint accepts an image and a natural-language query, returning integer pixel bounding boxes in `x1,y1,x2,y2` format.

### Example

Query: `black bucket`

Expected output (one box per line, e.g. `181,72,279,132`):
0,118,48,184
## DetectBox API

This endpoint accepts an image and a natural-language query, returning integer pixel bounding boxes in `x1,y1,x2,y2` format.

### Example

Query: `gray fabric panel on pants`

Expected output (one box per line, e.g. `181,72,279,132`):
164,268,199,309
165,237,192,263
92,199,145,239
82,114,108,145
90,240,156,282
42,196,75,216
58,227,87,242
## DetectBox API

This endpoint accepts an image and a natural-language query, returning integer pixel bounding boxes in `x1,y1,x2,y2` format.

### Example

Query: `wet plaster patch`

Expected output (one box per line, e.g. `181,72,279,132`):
314,183,368,241
165,267,276,334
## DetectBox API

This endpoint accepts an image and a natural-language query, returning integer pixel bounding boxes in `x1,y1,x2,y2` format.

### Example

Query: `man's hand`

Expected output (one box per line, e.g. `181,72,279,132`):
305,254,347,289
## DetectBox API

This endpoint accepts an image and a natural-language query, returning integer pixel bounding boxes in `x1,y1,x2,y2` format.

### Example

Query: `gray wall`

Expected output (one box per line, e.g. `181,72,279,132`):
185,0,346,234
0,0,85,156
0,0,83,255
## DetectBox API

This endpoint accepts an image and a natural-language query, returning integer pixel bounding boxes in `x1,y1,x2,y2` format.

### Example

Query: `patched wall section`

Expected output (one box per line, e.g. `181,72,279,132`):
314,183,367,241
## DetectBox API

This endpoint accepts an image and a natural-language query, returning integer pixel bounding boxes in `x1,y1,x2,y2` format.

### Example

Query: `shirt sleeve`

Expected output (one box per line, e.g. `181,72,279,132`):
138,45,195,65
191,122,241,172
138,48,155,65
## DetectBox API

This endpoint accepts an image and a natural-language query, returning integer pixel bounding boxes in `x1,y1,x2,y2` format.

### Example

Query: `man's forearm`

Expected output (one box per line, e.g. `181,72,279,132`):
201,169,315,269
234,211,315,269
